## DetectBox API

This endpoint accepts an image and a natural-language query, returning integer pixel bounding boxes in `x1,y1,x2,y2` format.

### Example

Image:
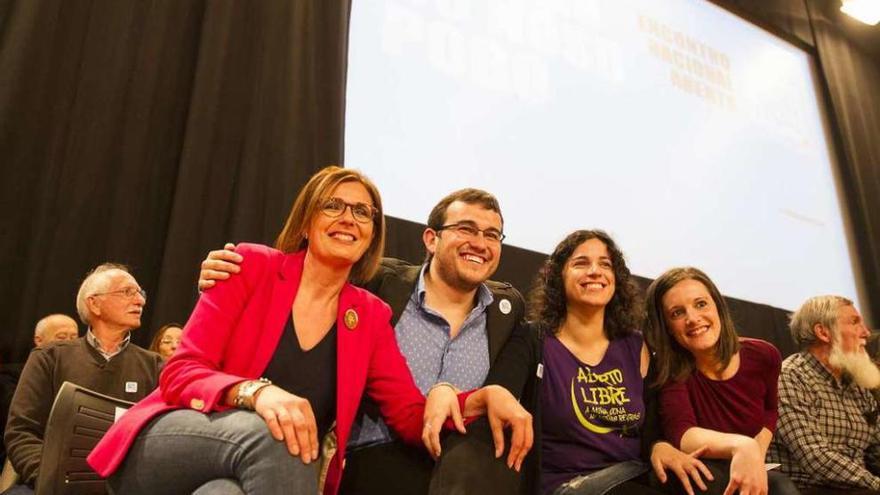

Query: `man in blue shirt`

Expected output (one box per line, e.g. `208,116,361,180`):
199,188,525,494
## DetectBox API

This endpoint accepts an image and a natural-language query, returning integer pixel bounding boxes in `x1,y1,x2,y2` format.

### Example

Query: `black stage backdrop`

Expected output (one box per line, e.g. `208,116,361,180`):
1,0,878,365
0,0,349,363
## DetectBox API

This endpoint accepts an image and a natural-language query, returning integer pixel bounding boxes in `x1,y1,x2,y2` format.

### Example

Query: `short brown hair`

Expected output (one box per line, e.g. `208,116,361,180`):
426,188,503,231
275,165,385,284
644,266,740,386
424,188,503,261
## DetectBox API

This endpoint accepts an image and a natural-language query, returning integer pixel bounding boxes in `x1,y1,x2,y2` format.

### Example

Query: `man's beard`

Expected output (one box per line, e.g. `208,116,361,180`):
828,341,880,389
432,255,485,293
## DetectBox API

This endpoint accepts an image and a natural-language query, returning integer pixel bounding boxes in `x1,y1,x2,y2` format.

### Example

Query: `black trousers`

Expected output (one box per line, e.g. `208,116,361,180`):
338,440,435,495
339,419,521,495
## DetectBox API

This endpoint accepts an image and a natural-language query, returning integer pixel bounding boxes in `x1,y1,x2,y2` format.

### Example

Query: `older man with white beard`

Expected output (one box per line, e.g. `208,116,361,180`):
768,295,880,494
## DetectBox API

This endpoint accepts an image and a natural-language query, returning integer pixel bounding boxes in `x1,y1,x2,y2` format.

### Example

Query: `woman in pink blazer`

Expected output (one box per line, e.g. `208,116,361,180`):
88,166,470,494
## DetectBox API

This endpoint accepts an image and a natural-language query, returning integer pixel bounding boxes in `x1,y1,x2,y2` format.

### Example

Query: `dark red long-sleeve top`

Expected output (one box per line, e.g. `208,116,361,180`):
660,338,781,448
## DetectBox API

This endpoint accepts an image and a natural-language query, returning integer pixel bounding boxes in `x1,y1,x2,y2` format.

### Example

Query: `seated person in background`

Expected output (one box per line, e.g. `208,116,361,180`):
32,314,79,347
88,166,530,495
645,267,799,495
4,265,161,494
1,314,80,466
199,187,529,494
768,295,880,494
436,230,712,495
148,322,183,361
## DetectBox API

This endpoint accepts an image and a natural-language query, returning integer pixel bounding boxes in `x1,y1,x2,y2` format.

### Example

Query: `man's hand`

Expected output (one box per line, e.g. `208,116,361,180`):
651,441,713,495
254,385,319,464
198,243,242,290
465,385,533,472
422,383,466,458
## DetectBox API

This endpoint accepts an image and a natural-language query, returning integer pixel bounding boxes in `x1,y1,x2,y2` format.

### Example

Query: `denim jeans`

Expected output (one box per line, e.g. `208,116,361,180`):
108,409,319,495
554,460,651,495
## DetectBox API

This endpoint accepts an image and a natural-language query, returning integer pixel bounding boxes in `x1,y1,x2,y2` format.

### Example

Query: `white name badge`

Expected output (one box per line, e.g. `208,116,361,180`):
125,381,138,393
536,363,544,379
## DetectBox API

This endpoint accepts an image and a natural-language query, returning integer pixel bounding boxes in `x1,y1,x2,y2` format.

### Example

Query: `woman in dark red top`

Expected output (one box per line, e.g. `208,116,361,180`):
645,267,798,495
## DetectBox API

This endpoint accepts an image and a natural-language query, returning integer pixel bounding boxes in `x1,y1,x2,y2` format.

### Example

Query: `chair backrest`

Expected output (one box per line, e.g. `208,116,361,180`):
35,382,134,495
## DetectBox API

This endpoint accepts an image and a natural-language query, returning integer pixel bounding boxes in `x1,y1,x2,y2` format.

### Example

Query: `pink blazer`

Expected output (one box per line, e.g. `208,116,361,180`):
88,244,428,495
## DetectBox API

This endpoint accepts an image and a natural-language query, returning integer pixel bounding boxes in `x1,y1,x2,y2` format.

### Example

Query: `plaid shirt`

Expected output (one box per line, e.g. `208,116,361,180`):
768,351,880,489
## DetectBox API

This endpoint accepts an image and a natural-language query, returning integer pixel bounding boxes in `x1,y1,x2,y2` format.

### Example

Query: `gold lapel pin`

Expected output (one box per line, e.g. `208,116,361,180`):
344,308,359,330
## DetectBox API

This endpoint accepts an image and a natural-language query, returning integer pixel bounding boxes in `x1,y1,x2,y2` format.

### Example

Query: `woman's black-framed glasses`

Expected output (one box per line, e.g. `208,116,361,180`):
436,222,505,243
320,197,377,224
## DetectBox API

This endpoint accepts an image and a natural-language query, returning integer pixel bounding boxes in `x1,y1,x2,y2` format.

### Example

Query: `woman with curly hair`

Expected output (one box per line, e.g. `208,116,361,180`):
436,230,712,495
645,267,799,495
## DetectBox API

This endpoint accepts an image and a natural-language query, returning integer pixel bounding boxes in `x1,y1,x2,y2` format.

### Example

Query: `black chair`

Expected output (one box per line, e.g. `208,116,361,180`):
35,382,133,495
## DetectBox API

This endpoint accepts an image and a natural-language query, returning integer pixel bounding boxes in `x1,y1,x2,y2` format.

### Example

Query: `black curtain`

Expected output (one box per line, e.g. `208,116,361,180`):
807,0,880,326
0,0,351,364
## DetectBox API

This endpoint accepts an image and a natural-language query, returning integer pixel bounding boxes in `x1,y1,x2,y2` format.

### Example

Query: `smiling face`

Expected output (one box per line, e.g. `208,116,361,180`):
562,238,616,311
90,270,145,331
424,200,503,292
305,180,375,270
661,278,721,357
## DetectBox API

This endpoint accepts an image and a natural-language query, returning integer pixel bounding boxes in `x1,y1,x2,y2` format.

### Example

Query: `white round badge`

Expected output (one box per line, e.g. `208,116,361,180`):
499,299,512,315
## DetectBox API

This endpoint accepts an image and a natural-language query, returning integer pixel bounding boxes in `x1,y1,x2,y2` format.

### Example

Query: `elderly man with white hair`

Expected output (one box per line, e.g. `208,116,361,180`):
768,295,880,494
32,314,79,347
3,263,161,494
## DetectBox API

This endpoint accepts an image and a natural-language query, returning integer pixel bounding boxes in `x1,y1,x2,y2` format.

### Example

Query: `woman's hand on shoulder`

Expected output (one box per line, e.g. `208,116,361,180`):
254,385,318,464
422,383,466,459
724,438,768,495
650,441,713,495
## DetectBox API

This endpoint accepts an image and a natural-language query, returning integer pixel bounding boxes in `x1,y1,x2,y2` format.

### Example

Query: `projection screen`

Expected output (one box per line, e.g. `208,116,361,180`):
345,0,862,311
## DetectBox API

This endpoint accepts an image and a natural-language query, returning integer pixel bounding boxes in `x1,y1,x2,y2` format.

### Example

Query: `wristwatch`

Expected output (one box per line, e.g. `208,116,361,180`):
234,378,272,410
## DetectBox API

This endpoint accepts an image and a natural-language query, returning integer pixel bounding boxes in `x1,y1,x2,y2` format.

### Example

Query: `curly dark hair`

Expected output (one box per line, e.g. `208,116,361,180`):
527,229,642,340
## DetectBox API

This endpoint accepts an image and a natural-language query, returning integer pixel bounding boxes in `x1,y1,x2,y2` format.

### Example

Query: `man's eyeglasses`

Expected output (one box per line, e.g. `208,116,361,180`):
92,287,147,300
320,197,377,224
436,223,506,243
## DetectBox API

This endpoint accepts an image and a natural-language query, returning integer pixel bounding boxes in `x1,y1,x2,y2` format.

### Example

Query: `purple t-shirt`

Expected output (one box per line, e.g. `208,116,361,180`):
660,338,781,449
541,332,646,495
